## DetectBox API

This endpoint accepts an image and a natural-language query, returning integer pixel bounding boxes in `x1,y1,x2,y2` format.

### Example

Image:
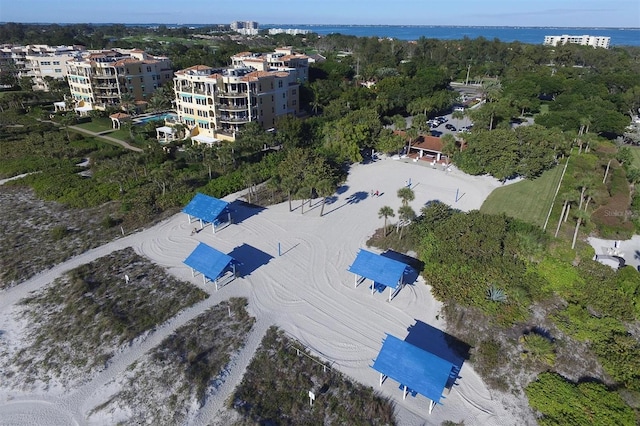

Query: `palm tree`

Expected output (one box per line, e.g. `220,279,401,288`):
406,127,419,153
397,186,415,207
119,92,136,115
441,134,456,164
397,205,416,240
378,206,395,236
451,110,465,126
571,209,590,250
317,179,335,216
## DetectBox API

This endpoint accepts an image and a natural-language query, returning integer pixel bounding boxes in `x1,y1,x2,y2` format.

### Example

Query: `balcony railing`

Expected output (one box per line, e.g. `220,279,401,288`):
218,115,251,123
216,103,249,111
218,91,249,98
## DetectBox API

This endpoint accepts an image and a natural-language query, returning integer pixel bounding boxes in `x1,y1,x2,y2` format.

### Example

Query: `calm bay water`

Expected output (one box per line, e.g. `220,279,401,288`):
262,25,640,47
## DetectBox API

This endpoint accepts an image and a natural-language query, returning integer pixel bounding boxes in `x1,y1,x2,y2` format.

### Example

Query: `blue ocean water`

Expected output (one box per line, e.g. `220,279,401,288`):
262,25,640,47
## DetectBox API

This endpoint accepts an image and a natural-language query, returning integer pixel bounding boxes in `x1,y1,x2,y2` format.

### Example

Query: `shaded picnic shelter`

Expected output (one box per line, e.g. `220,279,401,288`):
183,193,231,233
183,242,236,290
348,249,409,302
372,334,458,414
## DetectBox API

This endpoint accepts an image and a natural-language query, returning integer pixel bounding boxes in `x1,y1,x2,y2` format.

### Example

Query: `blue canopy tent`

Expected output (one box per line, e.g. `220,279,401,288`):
183,242,236,290
372,334,456,414
348,249,409,301
183,193,231,234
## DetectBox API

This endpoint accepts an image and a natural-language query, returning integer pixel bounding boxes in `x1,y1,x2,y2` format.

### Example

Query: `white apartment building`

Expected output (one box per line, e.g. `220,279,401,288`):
173,51,302,142
0,44,84,90
230,21,259,36
543,35,611,49
65,48,173,110
230,47,309,83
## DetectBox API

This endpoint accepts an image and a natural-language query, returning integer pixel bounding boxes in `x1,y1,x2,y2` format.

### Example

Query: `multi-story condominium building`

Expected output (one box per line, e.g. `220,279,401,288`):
0,44,84,90
543,35,611,49
230,21,259,36
173,55,301,142
230,47,309,83
65,48,173,110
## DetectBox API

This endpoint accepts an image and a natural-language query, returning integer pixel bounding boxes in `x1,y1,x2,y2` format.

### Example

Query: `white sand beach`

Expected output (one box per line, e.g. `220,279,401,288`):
0,158,533,425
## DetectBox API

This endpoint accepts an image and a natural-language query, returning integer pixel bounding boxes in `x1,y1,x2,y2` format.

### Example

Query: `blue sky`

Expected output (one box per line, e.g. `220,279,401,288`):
2,0,639,27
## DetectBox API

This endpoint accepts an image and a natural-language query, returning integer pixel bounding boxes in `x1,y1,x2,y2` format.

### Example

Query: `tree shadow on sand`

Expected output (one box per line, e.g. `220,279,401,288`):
323,191,370,215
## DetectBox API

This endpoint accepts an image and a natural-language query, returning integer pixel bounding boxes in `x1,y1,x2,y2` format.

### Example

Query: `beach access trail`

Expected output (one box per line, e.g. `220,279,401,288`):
0,158,528,425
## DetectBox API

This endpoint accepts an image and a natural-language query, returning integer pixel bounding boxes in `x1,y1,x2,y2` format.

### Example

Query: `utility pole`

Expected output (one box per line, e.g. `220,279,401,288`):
465,63,471,86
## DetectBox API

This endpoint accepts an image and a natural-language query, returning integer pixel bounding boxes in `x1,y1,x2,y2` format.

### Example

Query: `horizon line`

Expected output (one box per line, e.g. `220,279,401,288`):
1,22,638,30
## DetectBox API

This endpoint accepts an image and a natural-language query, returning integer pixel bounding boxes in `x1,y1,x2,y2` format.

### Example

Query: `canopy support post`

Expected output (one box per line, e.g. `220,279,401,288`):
403,385,408,400
429,399,436,414
379,373,384,386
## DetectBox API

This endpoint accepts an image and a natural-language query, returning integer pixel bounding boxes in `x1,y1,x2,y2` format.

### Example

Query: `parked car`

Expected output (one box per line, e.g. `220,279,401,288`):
445,124,456,131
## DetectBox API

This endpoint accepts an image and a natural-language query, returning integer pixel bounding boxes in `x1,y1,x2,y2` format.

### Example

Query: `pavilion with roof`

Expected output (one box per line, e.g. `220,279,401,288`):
372,334,458,415
183,193,231,233
183,242,237,290
348,249,410,302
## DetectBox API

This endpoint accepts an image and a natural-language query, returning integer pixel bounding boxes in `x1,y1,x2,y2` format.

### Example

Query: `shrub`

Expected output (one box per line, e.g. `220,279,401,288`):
525,372,635,425
50,225,69,240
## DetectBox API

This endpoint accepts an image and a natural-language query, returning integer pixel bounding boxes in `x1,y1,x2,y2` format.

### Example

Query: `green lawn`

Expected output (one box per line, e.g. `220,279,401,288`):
480,165,564,227
74,118,114,133
629,146,640,170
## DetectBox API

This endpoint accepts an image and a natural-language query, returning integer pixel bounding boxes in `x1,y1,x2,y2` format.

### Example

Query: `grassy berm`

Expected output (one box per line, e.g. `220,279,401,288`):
90,298,255,424
230,327,397,425
6,247,208,388
0,186,121,290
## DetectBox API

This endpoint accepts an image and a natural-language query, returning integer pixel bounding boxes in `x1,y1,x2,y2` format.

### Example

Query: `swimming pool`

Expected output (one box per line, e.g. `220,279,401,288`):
136,112,178,124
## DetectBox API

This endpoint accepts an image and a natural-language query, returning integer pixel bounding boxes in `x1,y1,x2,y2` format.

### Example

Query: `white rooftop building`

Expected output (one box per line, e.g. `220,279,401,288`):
543,35,611,49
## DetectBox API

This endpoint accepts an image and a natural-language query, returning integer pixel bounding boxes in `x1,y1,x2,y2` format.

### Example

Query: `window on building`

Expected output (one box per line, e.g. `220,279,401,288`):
283,93,285,98
278,80,283,88
54,69,62,73
147,66,151,72
292,89,296,95
292,100,297,106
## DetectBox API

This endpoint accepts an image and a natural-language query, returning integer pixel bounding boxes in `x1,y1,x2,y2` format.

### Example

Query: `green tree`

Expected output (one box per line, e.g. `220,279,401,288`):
397,186,415,207
397,205,416,239
378,206,395,236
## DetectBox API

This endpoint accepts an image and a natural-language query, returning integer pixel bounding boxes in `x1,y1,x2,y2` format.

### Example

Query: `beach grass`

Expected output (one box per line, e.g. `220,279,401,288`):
480,165,564,227
230,326,396,425
10,248,208,386
90,298,255,424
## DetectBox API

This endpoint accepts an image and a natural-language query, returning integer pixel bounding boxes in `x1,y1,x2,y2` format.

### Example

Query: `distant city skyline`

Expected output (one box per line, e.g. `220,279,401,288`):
2,0,639,28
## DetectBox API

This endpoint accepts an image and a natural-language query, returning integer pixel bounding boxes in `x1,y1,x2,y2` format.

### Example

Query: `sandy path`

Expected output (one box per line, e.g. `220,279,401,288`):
0,159,525,425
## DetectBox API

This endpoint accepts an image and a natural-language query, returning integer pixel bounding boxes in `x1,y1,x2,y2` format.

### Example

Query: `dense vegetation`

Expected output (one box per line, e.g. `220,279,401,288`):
2,22,640,423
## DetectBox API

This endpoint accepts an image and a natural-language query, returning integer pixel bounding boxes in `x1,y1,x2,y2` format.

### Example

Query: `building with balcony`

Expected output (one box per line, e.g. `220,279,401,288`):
230,47,309,83
543,35,611,49
174,56,301,142
65,48,173,110
0,44,84,90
